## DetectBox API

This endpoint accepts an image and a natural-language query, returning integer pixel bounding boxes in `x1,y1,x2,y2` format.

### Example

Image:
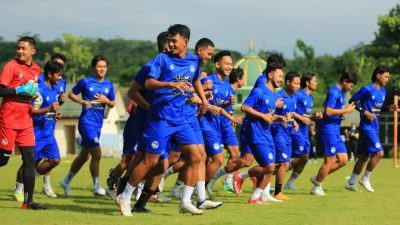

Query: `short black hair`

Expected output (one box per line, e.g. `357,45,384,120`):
339,71,358,84
168,24,190,39
371,65,391,82
195,38,215,51
44,60,63,78
285,71,301,84
214,50,231,63
18,36,36,48
229,67,244,84
157,31,169,53
91,55,107,68
51,53,67,63
301,72,316,89
267,54,285,67
265,62,284,74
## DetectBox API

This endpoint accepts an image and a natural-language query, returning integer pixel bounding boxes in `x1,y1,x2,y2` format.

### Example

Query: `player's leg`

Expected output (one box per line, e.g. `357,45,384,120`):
273,137,291,199
88,146,105,195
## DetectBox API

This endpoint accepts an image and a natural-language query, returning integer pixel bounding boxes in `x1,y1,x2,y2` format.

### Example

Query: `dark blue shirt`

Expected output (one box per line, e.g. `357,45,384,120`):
319,85,345,135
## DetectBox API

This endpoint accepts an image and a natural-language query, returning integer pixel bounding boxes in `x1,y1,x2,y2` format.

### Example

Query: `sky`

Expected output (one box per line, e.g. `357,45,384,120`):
0,0,398,57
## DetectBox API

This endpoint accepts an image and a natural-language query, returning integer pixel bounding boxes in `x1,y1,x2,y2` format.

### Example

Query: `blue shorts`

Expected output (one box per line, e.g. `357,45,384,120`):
292,132,310,156
191,120,204,145
250,143,275,166
320,134,347,156
142,118,197,155
358,131,383,157
274,135,292,163
203,129,223,156
78,124,101,148
122,117,139,154
34,139,60,161
221,119,239,147
240,126,252,156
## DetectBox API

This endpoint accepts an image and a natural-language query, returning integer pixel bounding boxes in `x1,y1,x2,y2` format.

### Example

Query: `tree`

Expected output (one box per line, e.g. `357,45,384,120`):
53,33,93,83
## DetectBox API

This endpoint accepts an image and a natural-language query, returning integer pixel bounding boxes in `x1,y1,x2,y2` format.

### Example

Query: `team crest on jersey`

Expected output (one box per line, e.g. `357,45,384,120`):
282,153,288,159
89,87,94,92
375,142,381,149
330,147,336,153
268,153,273,159
94,137,99,143
60,86,64,92
105,88,109,94
151,141,159,149
190,65,195,73
299,146,304,151
1,138,8,146
170,64,175,70
213,143,220,150
18,72,24,79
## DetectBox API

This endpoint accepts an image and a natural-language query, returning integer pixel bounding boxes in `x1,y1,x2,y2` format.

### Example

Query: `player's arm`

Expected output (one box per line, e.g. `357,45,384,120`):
193,78,209,115
0,85,16,97
294,112,311,125
325,91,355,116
349,87,377,121
127,80,150,111
68,91,91,108
145,77,191,93
94,93,115,108
32,102,59,116
220,107,242,125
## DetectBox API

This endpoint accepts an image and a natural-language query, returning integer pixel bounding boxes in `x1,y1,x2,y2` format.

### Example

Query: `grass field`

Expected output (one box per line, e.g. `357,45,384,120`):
0,156,399,225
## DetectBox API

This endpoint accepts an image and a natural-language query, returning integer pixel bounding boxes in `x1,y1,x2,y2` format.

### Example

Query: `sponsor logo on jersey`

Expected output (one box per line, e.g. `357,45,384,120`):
18,73,24,79
190,65,195,73
105,88,109,94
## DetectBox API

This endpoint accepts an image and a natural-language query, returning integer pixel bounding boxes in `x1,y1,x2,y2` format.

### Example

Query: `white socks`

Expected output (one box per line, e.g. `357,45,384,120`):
225,173,233,184
361,170,372,181
287,172,299,184
196,181,206,202
43,175,51,189
181,185,194,204
239,171,249,180
15,182,24,193
164,166,175,179
171,180,184,195
63,171,75,184
348,173,358,185
251,188,263,200
93,176,100,189
121,183,136,200
213,167,227,180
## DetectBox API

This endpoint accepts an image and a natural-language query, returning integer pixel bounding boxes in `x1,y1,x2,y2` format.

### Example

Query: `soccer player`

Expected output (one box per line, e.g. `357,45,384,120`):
60,55,115,196
310,72,357,196
0,36,44,209
234,62,284,204
284,72,323,190
116,24,209,216
254,54,286,88
270,71,300,200
345,66,396,192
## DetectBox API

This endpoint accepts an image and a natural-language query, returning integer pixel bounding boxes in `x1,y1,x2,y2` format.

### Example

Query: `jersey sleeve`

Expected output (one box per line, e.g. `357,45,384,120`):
72,78,85,95
324,89,338,109
201,76,211,84
148,54,164,80
108,83,116,101
0,62,15,87
134,65,149,87
243,88,261,108
193,61,201,82
349,86,368,112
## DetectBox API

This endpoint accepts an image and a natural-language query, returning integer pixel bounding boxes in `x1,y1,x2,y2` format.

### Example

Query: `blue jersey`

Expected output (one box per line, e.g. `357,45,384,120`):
243,85,277,143
319,85,345,134
72,76,115,128
39,74,67,97
294,89,314,135
221,86,236,125
272,89,297,137
351,84,386,132
33,81,59,140
147,52,200,125
200,73,232,131
131,60,153,125
254,72,267,88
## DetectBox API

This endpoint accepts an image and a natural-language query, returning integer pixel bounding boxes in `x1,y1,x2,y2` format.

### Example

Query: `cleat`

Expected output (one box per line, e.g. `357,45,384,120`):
59,179,72,196
197,199,223,209
158,177,165,193
116,195,132,217
42,187,57,198
13,192,24,202
283,182,298,190
274,192,291,200
345,183,360,192
233,171,244,195
131,205,152,213
150,192,172,203
310,185,326,196
93,186,106,196
116,177,128,196
261,194,283,203
222,180,235,193
107,168,116,190
248,198,265,204
310,176,318,186
107,189,117,200
251,177,257,190
21,201,46,210
359,179,374,192
179,202,203,215
206,179,216,195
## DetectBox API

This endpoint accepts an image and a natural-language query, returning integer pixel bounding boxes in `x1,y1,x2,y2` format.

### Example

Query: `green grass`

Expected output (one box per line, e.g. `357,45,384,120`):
1,157,399,225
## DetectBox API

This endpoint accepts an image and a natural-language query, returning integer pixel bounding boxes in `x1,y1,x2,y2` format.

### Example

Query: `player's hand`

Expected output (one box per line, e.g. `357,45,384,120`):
59,91,67,104
341,112,348,120
94,93,110,104
262,113,273,124
389,104,398,112
346,102,356,113
315,111,323,120
293,120,299,132
81,100,91,108
302,116,312,125
276,98,284,109
364,110,377,121
230,95,236,105
188,94,202,105
276,115,287,125
169,81,192,94
231,116,243,127
198,102,208,115
205,90,214,100
15,80,38,97
203,80,213,91
49,102,60,111
55,112,62,121
209,105,221,116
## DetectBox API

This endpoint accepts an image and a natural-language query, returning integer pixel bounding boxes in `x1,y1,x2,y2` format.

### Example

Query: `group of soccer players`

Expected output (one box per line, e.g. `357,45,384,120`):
0,24,397,216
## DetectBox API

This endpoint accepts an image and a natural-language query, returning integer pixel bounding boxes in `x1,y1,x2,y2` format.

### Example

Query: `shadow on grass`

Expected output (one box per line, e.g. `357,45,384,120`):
45,203,117,215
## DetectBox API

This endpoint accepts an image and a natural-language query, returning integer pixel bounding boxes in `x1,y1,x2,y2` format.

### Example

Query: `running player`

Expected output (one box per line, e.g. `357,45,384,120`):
116,24,209,216
60,55,115,196
345,66,396,192
310,72,357,196
0,36,44,209
284,72,323,190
